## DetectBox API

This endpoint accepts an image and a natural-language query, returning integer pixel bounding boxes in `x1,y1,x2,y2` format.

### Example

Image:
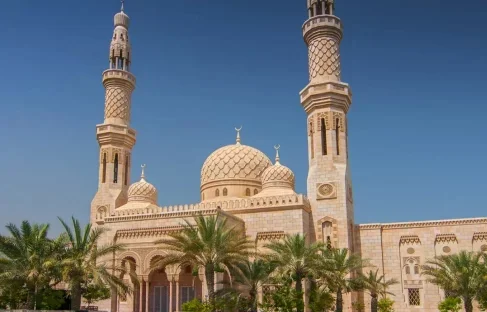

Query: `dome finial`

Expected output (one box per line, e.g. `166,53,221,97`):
274,145,281,164
121,0,125,12
140,164,146,180
235,126,242,145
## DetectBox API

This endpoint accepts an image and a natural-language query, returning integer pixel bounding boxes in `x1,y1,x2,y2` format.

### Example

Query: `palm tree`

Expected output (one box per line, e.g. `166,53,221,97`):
232,259,274,312
58,217,133,310
264,234,324,312
421,251,487,312
152,213,254,309
0,221,62,309
316,248,365,312
360,269,398,312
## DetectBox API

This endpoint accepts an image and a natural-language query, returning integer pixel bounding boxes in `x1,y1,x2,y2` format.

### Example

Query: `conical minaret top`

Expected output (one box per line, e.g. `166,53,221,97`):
101,2,136,126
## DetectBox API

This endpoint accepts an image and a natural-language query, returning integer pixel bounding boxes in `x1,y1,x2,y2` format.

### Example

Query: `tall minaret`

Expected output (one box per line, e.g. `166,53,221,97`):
300,0,354,251
91,3,136,223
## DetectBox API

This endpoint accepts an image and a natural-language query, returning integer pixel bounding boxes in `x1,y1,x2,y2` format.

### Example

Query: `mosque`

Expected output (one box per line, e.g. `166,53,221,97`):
90,1,487,311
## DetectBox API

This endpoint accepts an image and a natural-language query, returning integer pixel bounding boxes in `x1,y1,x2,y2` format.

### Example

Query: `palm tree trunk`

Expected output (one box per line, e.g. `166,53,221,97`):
71,281,82,311
463,297,473,312
336,289,343,312
370,294,378,312
295,277,304,312
249,288,257,312
205,264,215,311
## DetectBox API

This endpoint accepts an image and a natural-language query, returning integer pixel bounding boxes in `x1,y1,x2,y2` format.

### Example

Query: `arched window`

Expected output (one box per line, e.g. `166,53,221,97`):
405,266,411,275
215,189,220,197
124,155,129,185
202,193,205,201
254,189,258,195
414,265,420,275
120,34,124,41
223,188,228,196
309,121,314,159
246,188,251,196
113,153,118,183
335,118,340,155
321,118,327,155
322,221,333,249
102,153,107,183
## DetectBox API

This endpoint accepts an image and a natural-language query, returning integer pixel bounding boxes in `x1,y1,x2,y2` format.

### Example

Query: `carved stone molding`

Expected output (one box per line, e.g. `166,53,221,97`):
116,226,185,239
435,234,457,244
256,231,286,241
473,232,487,242
111,148,122,163
316,182,337,200
400,235,421,245
403,280,423,289
316,112,331,131
359,218,487,230
332,112,345,132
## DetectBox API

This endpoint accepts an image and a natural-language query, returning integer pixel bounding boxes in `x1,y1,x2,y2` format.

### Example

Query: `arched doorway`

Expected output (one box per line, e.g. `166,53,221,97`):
149,256,171,312
177,264,203,310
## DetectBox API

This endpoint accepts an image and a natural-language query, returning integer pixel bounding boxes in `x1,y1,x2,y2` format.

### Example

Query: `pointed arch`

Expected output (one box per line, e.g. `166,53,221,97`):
102,153,107,183
113,153,119,183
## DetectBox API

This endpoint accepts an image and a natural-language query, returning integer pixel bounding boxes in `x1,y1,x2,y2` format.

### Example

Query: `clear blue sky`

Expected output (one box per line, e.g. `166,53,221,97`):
0,0,486,235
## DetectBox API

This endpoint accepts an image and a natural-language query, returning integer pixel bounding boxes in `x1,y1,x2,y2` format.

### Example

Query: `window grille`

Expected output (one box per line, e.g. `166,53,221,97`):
408,288,420,306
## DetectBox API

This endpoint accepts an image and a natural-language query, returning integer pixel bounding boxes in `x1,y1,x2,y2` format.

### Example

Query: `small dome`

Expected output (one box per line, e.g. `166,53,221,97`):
128,165,157,204
260,146,295,194
114,6,130,29
200,129,272,200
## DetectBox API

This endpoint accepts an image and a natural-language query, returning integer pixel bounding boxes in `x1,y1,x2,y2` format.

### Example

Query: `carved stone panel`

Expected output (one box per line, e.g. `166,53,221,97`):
316,182,337,200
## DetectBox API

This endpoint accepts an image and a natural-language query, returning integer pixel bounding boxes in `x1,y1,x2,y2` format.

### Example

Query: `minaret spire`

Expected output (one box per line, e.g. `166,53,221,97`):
121,0,125,12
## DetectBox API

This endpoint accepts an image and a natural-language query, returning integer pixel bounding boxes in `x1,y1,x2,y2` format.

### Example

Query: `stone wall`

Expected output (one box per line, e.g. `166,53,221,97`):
357,218,487,312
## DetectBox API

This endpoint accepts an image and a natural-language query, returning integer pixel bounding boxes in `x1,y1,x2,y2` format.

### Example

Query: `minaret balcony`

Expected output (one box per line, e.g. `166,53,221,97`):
102,69,136,86
96,123,136,147
303,15,342,43
300,81,352,113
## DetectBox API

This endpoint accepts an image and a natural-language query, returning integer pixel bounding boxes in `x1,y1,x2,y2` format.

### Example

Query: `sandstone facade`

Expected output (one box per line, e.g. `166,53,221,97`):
89,2,487,312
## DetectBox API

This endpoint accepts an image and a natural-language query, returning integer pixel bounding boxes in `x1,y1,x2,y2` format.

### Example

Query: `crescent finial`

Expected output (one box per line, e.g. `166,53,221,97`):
141,164,146,179
274,145,280,164
235,126,242,145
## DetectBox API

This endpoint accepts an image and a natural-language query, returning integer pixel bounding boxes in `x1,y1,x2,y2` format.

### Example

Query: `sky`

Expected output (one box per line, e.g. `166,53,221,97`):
0,0,486,235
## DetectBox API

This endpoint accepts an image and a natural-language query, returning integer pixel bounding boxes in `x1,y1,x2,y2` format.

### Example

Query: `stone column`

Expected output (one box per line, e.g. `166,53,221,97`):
145,279,149,312
169,278,173,312
175,279,180,312
139,278,144,312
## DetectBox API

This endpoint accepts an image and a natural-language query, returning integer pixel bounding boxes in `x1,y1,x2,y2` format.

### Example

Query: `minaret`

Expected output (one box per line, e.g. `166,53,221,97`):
91,3,136,223
300,0,354,251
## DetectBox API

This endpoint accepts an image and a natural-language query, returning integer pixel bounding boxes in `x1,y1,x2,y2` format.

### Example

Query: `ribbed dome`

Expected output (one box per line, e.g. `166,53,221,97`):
114,9,130,29
260,147,295,194
200,130,272,200
128,167,157,204
262,163,295,189
201,144,271,184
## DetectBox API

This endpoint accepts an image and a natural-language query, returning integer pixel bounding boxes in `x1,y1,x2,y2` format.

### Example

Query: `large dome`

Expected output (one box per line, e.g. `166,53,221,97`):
200,131,272,200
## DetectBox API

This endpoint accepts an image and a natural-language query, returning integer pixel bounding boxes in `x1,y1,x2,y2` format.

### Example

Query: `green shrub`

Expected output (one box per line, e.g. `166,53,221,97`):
438,297,461,312
377,297,394,312
181,298,212,312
